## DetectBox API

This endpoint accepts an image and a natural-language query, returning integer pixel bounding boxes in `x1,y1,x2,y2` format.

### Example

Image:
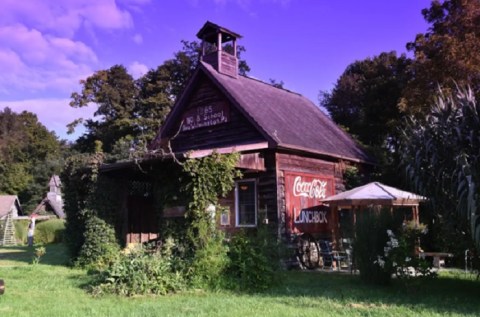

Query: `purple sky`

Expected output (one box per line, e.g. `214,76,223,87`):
0,0,431,140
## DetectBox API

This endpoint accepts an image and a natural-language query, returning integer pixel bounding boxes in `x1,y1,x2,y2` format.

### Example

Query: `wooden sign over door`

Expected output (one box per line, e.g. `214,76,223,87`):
181,102,230,131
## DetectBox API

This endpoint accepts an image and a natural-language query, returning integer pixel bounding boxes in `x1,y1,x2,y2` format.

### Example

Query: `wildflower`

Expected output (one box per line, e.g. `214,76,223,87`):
384,246,391,256
390,238,399,248
405,257,411,262
387,229,394,237
374,256,385,268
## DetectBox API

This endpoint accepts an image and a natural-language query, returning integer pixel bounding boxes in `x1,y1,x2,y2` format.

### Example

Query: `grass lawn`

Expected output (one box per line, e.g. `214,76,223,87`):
1,244,480,317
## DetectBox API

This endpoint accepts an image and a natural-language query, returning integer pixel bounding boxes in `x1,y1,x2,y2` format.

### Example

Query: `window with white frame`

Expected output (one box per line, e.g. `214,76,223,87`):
235,179,257,227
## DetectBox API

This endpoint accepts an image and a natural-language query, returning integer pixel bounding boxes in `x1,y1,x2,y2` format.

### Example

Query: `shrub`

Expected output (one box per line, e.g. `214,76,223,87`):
92,239,185,296
62,152,105,260
35,219,66,245
354,209,396,285
181,152,241,290
375,221,436,280
227,224,281,291
14,219,29,244
187,220,230,289
76,215,120,270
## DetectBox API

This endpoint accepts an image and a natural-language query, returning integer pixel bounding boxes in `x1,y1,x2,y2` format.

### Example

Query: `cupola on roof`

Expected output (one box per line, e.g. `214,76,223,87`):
197,21,241,78
196,21,242,43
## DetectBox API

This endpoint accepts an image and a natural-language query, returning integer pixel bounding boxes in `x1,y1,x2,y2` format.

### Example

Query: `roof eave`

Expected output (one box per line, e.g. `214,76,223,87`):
325,199,423,207
276,143,374,165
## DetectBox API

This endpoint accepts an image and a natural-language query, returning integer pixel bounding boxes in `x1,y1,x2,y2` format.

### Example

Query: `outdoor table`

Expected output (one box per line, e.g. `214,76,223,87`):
419,252,454,268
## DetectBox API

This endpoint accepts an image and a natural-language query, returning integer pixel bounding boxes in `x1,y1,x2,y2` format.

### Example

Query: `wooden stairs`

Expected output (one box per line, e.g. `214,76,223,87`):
0,211,16,246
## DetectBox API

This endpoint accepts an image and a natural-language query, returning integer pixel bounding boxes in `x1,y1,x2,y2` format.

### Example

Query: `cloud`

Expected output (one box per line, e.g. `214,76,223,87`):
0,0,152,97
133,33,143,44
0,24,97,95
82,1,133,31
0,0,153,140
128,61,149,79
210,0,291,8
0,0,135,37
119,0,152,12
0,98,96,140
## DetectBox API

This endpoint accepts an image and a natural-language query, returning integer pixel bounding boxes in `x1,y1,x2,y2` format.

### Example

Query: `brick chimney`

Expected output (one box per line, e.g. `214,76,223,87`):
197,21,242,78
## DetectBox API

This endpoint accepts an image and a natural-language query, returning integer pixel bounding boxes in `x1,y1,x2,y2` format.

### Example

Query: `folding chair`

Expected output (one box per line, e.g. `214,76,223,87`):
318,240,348,270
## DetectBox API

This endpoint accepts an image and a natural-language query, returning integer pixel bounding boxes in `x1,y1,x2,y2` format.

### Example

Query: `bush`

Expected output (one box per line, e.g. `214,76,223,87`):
377,221,436,280
92,239,185,296
187,221,230,289
14,219,29,244
35,219,66,245
227,224,281,291
354,209,396,285
76,215,120,270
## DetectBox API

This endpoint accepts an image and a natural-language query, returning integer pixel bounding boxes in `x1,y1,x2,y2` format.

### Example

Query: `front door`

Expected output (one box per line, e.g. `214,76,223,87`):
126,181,159,244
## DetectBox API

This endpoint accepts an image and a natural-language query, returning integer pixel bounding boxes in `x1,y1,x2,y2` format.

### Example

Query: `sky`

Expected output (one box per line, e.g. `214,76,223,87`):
0,0,432,141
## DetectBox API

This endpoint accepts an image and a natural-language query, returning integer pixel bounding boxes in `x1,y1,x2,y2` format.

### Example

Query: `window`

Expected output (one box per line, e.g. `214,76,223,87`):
235,179,257,227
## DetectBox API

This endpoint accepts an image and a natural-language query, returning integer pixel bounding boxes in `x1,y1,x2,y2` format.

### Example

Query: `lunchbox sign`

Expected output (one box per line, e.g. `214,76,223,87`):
294,207,328,225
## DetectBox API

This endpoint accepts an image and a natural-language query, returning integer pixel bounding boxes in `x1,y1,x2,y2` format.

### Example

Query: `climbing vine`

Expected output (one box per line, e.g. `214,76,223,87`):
62,150,106,258
182,152,241,227
181,152,241,288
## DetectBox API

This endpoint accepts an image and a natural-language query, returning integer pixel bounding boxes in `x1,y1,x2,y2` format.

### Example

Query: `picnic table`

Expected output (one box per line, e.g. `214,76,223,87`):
419,252,453,268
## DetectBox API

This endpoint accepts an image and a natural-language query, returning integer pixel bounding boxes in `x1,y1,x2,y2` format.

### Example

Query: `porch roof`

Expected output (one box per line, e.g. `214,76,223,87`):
322,182,427,207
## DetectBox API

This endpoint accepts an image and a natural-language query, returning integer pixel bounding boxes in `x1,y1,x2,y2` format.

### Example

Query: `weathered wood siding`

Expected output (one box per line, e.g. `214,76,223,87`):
218,150,278,234
257,150,279,226
168,77,265,153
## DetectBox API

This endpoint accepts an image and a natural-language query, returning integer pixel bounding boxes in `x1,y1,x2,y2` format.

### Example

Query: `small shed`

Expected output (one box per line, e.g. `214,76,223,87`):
33,175,65,218
0,195,22,246
0,195,22,220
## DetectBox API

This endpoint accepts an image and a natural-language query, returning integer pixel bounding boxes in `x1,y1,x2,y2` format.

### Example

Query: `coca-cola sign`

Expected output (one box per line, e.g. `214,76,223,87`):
293,176,327,199
285,172,334,235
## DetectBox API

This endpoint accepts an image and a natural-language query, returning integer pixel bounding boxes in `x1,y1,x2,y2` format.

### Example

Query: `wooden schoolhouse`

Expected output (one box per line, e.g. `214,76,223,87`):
102,21,372,246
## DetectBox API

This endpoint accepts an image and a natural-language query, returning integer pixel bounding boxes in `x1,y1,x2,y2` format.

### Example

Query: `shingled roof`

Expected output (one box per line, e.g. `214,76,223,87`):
190,62,371,163
0,195,22,219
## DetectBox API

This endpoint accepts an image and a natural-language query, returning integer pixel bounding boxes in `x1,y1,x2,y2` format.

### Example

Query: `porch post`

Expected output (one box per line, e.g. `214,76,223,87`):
413,205,419,224
332,206,339,246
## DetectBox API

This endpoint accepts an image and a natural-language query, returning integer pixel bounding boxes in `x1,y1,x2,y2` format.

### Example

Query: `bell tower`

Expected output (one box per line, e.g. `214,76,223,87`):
197,21,242,78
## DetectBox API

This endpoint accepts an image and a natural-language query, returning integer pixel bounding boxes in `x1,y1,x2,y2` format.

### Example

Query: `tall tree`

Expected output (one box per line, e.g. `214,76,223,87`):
401,0,480,115
320,51,410,148
320,52,411,184
69,65,138,153
0,107,64,212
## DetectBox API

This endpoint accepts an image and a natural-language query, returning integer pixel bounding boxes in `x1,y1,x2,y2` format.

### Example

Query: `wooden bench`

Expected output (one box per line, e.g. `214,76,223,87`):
419,252,454,268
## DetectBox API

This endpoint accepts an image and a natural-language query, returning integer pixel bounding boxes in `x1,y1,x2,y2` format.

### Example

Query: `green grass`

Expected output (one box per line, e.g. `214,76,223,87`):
1,244,480,317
